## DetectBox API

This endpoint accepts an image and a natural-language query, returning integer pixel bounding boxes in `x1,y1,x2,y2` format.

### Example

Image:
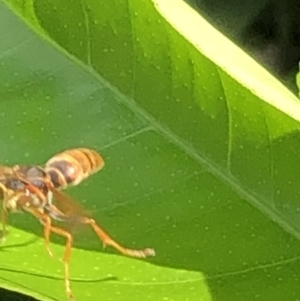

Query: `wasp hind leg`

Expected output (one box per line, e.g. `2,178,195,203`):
80,217,155,258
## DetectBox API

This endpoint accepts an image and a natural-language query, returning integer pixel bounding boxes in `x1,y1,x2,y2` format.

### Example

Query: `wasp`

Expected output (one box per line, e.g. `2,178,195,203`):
0,148,155,300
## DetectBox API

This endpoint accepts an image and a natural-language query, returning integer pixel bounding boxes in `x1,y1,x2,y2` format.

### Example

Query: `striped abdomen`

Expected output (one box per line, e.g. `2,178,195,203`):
45,148,104,189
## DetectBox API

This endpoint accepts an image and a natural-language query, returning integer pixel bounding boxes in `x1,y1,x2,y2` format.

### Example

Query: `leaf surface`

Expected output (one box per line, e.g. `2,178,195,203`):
1,1,300,301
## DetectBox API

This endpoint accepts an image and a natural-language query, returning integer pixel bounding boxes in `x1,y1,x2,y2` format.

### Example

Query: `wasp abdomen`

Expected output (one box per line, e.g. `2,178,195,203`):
45,148,105,189
47,160,80,188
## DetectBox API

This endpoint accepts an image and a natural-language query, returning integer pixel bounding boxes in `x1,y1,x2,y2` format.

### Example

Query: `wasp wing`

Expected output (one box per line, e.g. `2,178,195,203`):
47,186,92,223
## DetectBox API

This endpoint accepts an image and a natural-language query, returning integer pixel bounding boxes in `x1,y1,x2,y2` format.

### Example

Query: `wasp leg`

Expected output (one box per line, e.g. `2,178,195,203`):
25,208,75,300
39,214,54,257
0,209,8,242
0,183,9,242
79,217,155,258
31,211,53,258
19,183,54,256
25,208,54,257
47,225,74,300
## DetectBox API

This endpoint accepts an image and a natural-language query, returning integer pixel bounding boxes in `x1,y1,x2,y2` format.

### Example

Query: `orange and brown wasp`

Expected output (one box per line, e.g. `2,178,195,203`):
0,148,155,299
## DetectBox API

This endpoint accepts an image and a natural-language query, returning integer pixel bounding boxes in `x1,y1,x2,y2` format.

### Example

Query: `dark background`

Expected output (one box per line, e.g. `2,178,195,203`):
186,0,300,93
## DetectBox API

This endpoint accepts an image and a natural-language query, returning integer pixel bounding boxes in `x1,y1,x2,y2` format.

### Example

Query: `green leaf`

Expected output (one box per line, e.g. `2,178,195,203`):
2,1,300,301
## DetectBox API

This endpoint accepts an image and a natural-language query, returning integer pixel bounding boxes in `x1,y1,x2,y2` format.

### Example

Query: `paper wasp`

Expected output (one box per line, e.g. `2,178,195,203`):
0,148,155,299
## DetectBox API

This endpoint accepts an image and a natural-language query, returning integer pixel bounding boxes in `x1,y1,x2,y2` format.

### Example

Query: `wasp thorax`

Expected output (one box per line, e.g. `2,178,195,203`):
4,189,44,213
4,193,23,212
5,198,17,212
